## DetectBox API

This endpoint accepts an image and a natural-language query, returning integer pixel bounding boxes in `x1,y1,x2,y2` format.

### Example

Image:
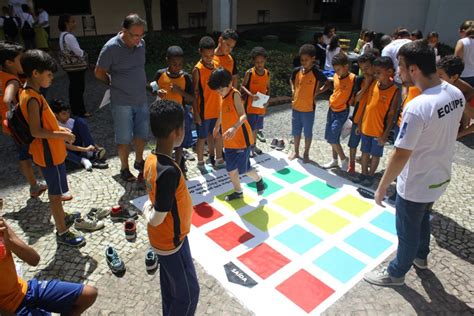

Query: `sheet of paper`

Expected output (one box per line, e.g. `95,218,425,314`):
251,92,270,109
99,89,111,109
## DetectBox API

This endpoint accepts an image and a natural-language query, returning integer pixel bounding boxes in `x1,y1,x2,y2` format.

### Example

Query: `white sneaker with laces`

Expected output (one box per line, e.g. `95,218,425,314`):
364,267,405,286
340,157,349,171
322,159,339,169
74,217,104,231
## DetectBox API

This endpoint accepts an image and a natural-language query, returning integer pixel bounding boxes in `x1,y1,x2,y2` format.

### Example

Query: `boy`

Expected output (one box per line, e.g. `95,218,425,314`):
50,99,107,171
324,53,356,170
192,36,225,171
0,42,47,198
290,44,330,163
213,28,239,87
142,99,199,315
348,52,377,174
153,45,194,171
358,56,400,186
208,68,265,201
240,46,270,157
313,32,327,70
19,49,85,246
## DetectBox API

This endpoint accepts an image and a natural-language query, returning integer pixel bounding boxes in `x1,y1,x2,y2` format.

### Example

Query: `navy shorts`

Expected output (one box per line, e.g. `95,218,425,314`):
247,114,259,131
40,163,69,196
224,147,251,175
16,278,84,315
257,115,264,130
111,103,150,144
14,140,31,161
348,122,361,149
325,108,349,144
361,134,384,157
179,105,194,148
292,109,315,138
196,118,217,139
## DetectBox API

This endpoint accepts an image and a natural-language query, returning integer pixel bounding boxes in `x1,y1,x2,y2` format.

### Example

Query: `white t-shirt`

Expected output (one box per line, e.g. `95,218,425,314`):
37,11,49,28
382,38,411,83
360,41,373,55
59,32,84,57
21,12,33,28
325,46,341,71
395,81,465,203
59,118,75,131
459,37,474,78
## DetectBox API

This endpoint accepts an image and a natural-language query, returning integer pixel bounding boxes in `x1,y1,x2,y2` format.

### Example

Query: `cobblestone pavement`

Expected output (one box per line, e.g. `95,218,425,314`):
0,69,472,315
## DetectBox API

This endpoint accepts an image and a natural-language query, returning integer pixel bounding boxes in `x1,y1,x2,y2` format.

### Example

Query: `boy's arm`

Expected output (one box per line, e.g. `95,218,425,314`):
191,68,202,125
0,217,40,266
379,89,401,144
66,143,94,152
173,74,194,104
317,80,332,95
232,58,239,87
264,72,271,108
3,80,20,110
213,102,222,138
240,71,252,96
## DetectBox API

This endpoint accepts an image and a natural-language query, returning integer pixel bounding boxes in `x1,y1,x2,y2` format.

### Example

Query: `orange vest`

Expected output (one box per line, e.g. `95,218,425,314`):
213,54,237,75
155,69,189,105
221,88,254,149
397,86,421,126
245,67,270,115
20,88,67,167
361,82,398,137
292,67,324,112
0,251,28,313
194,61,220,120
144,153,193,251
0,71,21,134
353,78,376,124
329,73,356,112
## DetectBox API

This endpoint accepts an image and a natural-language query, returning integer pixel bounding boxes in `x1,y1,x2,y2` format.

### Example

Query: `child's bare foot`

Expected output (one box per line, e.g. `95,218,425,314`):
303,153,310,163
288,152,300,160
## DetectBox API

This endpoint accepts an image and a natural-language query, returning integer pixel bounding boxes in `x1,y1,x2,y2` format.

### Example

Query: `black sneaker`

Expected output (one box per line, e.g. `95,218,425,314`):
254,147,263,155
145,248,159,272
64,211,81,228
120,168,136,182
360,176,375,187
256,179,265,195
56,230,86,247
225,191,243,201
352,174,366,184
270,139,278,149
206,155,216,166
134,160,145,172
92,160,109,169
276,140,285,151
257,130,266,143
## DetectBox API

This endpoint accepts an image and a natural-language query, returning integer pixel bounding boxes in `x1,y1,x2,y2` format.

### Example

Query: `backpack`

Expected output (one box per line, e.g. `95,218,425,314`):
1,16,19,39
21,18,35,39
6,90,42,145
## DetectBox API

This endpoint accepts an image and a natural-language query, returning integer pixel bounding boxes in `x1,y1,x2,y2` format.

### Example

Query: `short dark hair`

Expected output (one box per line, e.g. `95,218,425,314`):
323,25,336,36
332,52,349,66
208,67,232,90
299,44,316,57
50,99,71,114
149,99,184,139
250,46,267,59
166,45,184,58
58,14,71,32
397,40,436,76
0,42,23,66
122,14,146,29
373,56,394,70
437,55,464,77
199,36,215,50
313,32,323,41
427,31,439,39
397,29,411,39
21,49,57,77
364,31,375,42
411,30,423,39
221,29,238,41
21,4,29,13
379,35,392,49
328,36,340,51
358,52,377,64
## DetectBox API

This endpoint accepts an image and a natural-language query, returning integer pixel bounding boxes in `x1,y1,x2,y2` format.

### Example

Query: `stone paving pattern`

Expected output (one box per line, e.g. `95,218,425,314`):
0,69,472,315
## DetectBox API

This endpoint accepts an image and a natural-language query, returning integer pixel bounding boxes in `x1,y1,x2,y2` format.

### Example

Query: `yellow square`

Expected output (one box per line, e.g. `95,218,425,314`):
307,209,350,234
333,195,374,217
242,206,287,232
274,192,314,214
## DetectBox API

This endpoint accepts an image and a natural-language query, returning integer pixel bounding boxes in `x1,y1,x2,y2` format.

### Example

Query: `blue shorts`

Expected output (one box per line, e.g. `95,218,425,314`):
111,104,150,144
179,105,194,148
247,114,259,131
16,278,84,315
324,108,349,144
292,110,315,138
224,147,251,175
14,140,31,161
348,122,361,148
257,115,264,130
361,134,384,157
40,163,69,196
196,118,217,139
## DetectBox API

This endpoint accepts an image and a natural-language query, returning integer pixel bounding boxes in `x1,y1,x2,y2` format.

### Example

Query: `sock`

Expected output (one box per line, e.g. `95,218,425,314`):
81,158,92,170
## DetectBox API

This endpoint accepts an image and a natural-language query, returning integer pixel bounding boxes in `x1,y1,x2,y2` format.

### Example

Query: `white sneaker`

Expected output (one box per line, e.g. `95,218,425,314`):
322,159,338,169
340,157,349,171
364,267,405,286
74,217,104,231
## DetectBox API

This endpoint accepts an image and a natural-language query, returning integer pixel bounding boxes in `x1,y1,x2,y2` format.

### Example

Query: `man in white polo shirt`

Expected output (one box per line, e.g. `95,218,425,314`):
382,29,411,84
364,40,465,286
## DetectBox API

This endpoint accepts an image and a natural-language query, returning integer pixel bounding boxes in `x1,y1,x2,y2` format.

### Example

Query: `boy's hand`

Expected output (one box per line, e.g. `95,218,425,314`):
213,126,220,138
170,84,183,94
158,89,167,98
376,137,386,146
193,113,202,126
85,145,96,152
63,131,75,144
251,94,260,101
355,126,361,135
0,217,17,250
223,127,237,140
59,126,71,133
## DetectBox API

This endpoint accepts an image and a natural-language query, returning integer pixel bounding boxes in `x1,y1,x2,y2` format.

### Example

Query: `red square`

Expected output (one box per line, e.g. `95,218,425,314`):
238,243,290,279
192,202,223,227
206,222,254,251
276,269,335,313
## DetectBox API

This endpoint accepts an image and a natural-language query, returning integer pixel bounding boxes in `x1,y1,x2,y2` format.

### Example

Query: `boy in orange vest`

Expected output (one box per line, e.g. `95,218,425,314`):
214,28,239,87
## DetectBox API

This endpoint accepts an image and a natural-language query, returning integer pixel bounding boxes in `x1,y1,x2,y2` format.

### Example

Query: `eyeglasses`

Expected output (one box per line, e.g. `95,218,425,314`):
126,30,146,39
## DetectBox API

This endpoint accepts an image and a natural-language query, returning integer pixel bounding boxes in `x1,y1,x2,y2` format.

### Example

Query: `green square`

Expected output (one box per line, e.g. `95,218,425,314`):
333,195,374,217
301,180,339,199
274,192,314,214
215,190,256,211
242,206,287,232
246,178,283,197
273,167,307,184
307,209,351,234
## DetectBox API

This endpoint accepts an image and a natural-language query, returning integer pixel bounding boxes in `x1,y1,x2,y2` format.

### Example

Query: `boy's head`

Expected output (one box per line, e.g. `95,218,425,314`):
20,49,57,88
394,28,410,39
166,45,184,74
313,32,324,43
50,99,71,124
363,31,375,43
323,25,336,38
298,44,316,69
459,20,473,38
358,52,377,78
250,46,267,71
199,36,216,65
207,67,233,97
149,99,184,147
0,42,24,74
427,31,439,47
373,56,394,83
397,40,436,86
411,29,423,40
437,55,464,84
219,29,238,55
332,53,350,77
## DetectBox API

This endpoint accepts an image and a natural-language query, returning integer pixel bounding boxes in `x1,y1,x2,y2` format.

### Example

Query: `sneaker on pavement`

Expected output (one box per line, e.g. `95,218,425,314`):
364,267,405,286
183,149,195,161
206,155,216,166
254,147,263,155
120,168,136,182
225,191,243,201
270,139,278,149
133,160,145,172
214,159,226,170
413,258,428,269
56,230,85,247
145,248,159,271
347,164,356,175
87,207,111,220
360,176,375,187
105,246,125,274
30,181,48,198
340,157,349,171
276,140,285,151
64,211,81,228
110,205,138,222
256,179,265,195
322,159,339,169
93,147,107,161
74,217,104,231
257,130,266,142
124,219,137,241
92,160,108,169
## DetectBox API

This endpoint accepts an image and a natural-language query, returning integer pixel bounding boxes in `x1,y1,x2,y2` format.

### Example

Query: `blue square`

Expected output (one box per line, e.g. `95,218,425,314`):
314,247,366,283
344,228,393,258
370,211,396,235
275,225,322,255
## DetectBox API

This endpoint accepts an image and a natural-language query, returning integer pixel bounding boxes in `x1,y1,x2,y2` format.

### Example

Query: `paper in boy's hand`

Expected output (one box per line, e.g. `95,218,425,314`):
99,89,111,109
251,92,270,109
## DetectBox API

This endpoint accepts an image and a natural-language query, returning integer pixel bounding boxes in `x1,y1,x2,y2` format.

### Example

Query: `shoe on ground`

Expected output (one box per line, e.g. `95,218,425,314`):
120,168,136,182
133,160,145,172
322,159,339,169
214,159,226,170
364,267,405,286
276,140,285,151
257,130,266,142
64,211,81,228
56,230,85,247
254,147,263,155
92,160,108,169
110,205,138,222
124,219,137,241
93,147,106,160
30,181,48,198
360,176,375,187
270,139,278,149
61,191,73,202
206,155,216,166
106,246,125,274
352,174,366,184
136,171,144,184
340,157,349,171
256,179,265,195
87,207,111,220
347,164,356,175
225,191,243,201
74,217,104,231
413,258,428,269
183,149,195,161
197,161,207,171
145,248,159,271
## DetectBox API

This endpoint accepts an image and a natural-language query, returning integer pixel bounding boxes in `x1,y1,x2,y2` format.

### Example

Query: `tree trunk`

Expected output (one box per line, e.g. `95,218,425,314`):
143,0,154,32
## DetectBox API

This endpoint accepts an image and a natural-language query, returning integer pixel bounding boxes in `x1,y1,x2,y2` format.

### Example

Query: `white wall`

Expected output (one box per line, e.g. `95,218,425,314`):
236,0,312,25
